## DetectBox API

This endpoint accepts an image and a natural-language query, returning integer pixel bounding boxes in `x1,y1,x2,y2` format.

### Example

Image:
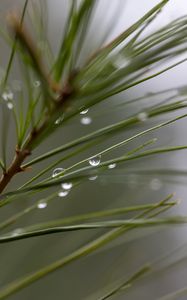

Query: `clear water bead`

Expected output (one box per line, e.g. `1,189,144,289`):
7,102,14,110
61,182,72,190
108,163,116,169
52,168,64,178
37,201,47,209
33,80,41,87
89,175,98,181
80,108,89,115
55,115,64,125
137,112,148,122
11,228,24,237
89,155,101,166
2,90,14,101
80,116,92,125
113,53,129,69
58,190,69,197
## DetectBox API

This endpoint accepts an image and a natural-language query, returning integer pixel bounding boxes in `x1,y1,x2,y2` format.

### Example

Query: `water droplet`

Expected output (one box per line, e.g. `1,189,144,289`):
89,175,98,181
7,102,14,110
33,80,41,87
89,155,101,166
11,228,24,237
37,201,47,209
150,178,162,191
80,108,89,115
113,53,129,69
55,115,64,125
108,163,116,169
80,116,92,125
52,168,64,178
61,182,73,190
2,90,14,101
58,190,69,197
137,112,148,122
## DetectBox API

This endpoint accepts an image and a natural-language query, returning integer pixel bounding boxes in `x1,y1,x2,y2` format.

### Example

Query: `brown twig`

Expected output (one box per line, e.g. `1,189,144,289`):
0,15,76,194
7,12,61,93
0,86,75,194
0,148,30,194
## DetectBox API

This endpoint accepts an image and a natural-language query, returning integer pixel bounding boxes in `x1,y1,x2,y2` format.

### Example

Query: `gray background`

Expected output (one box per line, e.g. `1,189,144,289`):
0,1,187,299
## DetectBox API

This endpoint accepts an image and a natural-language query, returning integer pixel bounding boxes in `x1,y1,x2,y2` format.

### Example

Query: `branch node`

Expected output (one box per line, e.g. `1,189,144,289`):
23,149,31,156
20,166,32,172
15,145,21,155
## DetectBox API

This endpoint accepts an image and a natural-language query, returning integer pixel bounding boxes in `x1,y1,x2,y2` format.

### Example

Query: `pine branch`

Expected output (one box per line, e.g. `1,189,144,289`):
0,15,76,194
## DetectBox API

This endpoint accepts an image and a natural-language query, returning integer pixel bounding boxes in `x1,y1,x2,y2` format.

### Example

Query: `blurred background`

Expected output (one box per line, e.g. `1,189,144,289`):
0,1,187,299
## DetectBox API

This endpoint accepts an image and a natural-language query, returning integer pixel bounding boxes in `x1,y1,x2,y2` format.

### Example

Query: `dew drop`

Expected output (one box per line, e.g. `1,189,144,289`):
89,155,101,166
7,102,14,110
11,228,24,237
55,115,64,125
137,112,148,122
61,182,73,190
37,201,47,209
2,90,14,101
108,163,116,169
150,178,162,191
113,53,129,69
80,108,89,115
58,190,69,197
1,93,7,101
80,116,92,125
33,80,41,87
89,175,98,181
52,168,64,178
